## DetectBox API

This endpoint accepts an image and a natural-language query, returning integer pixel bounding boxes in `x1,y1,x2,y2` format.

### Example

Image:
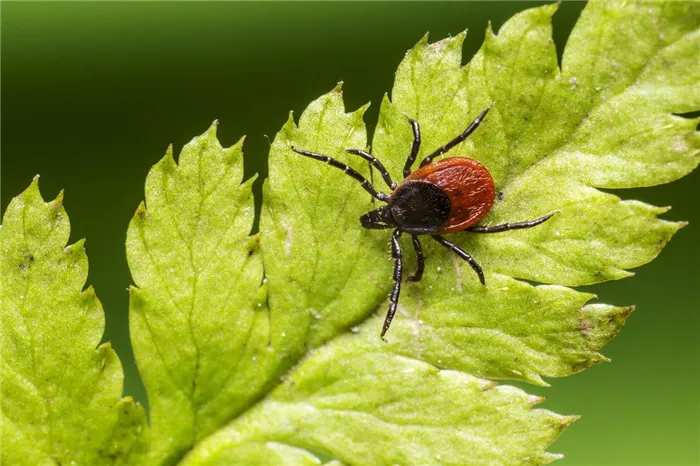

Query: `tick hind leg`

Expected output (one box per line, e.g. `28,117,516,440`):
431,235,485,286
407,235,425,282
381,229,404,341
419,106,492,168
467,212,555,233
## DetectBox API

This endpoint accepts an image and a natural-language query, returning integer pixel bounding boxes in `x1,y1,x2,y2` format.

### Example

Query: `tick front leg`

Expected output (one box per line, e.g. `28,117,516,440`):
345,148,397,190
406,235,425,282
419,106,491,168
403,118,422,178
381,229,404,341
291,147,389,202
467,212,556,233
431,235,485,286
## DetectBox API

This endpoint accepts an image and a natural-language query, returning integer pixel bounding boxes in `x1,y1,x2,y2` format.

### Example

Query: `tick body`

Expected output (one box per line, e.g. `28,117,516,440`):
292,106,554,340
395,157,495,234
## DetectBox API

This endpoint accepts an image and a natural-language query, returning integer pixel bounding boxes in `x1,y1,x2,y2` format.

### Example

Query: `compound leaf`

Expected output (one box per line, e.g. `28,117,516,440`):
370,1,695,384
0,178,147,465
124,2,698,464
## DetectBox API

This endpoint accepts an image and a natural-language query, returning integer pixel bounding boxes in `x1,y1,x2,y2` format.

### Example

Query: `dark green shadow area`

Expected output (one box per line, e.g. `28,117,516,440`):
2,2,697,465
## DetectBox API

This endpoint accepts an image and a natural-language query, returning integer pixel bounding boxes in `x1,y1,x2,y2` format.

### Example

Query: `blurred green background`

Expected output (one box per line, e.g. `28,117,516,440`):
2,2,697,464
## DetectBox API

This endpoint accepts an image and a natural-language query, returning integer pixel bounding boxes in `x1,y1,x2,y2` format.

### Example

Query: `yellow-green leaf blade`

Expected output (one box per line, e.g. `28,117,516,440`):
182,334,573,466
260,85,390,350
0,178,147,465
126,123,264,463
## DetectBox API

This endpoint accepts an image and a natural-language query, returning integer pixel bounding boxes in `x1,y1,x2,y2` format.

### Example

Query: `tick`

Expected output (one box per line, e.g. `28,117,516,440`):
291,106,554,340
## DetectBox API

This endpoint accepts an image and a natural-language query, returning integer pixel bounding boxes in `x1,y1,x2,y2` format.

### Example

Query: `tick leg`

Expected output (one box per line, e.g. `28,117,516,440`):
345,148,396,189
291,147,389,202
361,221,394,230
407,235,425,282
431,235,485,286
467,212,556,233
381,229,404,341
368,162,375,205
419,106,491,168
403,118,422,178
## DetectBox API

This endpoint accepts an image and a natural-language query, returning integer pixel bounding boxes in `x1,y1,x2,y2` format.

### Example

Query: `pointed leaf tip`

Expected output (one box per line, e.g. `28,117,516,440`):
24,175,43,199
51,190,65,209
98,341,113,352
206,120,220,137
134,202,148,220
561,415,580,430
82,285,97,299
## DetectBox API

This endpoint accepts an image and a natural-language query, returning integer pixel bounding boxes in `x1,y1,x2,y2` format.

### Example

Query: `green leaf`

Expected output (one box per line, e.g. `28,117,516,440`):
367,1,695,385
126,123,266,464
184,335,575,465
0,177,147,465
124,2,698,465
260,89,389,349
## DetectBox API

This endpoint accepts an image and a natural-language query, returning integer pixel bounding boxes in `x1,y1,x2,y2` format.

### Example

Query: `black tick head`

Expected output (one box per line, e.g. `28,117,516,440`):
360,205,396,230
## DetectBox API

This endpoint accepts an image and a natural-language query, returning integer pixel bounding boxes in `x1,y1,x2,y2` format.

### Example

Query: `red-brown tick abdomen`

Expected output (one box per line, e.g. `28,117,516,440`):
404,157,495,234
